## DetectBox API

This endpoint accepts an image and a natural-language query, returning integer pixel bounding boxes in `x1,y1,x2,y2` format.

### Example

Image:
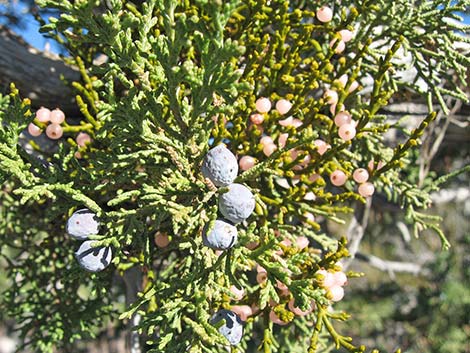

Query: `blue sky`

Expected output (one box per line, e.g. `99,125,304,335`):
1,2,469,53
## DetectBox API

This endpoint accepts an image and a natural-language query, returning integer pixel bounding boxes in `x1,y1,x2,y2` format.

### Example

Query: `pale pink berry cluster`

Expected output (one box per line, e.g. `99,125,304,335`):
353,167,374,197
28,107,66,140
325,76,359,117
73,132,93,159
334,111,357,141
28,107,93,158
242,96,314,176
316,5,355,55
248,234,316,325
329,166,376,197
318,268,348,302
240,97,297,171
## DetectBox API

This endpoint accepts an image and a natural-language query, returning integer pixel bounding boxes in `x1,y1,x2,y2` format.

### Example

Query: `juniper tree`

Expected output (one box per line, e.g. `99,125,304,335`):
0,1,469,352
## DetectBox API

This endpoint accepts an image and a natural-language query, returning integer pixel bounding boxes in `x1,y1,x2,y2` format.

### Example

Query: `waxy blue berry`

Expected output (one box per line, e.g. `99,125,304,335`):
202,145,238,187
75,240,112,272
203,219,238,250
218,183,255,224
66,209,99,240
210,309,243,345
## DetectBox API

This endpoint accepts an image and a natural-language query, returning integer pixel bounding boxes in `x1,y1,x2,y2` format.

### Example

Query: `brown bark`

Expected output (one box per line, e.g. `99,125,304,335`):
0,25,80,113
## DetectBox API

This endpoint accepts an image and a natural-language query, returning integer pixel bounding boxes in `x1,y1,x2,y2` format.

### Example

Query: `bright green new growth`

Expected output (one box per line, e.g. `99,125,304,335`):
0,0,469,352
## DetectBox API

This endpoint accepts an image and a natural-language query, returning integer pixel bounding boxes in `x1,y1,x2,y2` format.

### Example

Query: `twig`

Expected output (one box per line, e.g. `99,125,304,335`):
342,197,372,270
355,252,428,279
418,99,462,187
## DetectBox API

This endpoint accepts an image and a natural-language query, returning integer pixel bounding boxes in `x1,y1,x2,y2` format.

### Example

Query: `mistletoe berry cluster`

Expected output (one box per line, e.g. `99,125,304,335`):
28,107,66,139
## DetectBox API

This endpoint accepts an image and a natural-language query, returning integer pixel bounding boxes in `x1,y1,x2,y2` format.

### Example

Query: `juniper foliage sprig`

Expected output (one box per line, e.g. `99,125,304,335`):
0,1,468,352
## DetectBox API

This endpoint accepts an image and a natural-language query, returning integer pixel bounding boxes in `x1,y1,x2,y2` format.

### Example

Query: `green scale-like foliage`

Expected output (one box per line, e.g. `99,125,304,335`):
0,0,469,352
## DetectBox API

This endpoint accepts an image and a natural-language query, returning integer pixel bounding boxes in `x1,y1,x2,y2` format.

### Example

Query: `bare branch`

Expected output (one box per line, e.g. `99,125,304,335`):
355,252,429,279
342,197,372,270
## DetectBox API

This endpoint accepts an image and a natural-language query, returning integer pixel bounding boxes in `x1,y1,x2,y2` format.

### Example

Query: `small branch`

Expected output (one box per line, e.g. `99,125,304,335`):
342,197,372,270
355,252,428,279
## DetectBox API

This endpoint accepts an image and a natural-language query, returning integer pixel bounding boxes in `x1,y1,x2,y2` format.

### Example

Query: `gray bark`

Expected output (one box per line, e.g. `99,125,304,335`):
0,25,80,113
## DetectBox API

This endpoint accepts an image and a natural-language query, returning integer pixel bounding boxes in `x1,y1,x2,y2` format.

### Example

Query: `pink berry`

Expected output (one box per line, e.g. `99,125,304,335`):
316,6,333,22
358,182,375,197
334,111,352,127
368,159,384,171
230,285,245,301
231,305,252,322
308,174,320,183
257,265,267,273
245,241,259,250
324,89,338,105
50,108,65,124
338,74,348,87
255,97,271,113
74,151,82,159
46,123,63,140
338,123,356,141
330,103,344,115
276,99,292,115
339,29,353,42
27,123,42,137
278,133,289,148
314,139,329,155
292,118,303,128
330,170,347,186
329,38,346,54
304,212,315,223
330,285,345,302
269,310,288,325
275,279,288,291
154,233,170,248
332,271,347,286
76,132,92,147
35,107,51,123
290,150,310,166
278,116,293,127
295,155,311,171
239,156,256,171
304,189,316,199
322,271,336,288
263,143,277,157
295,236,309,250
353,168,369,183
260,136,274,146
278,287,291,297
348,81,359,93
250,113,264,125
256,272,267,284
288,299,313,316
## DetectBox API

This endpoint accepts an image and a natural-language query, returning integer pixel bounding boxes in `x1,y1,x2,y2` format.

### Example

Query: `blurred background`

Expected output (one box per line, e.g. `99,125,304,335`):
1,1,469,352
